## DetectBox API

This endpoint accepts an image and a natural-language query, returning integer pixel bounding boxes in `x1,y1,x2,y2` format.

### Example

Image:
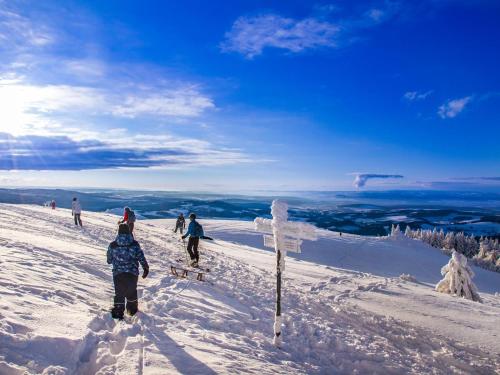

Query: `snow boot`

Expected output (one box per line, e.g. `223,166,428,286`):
111,306,124,320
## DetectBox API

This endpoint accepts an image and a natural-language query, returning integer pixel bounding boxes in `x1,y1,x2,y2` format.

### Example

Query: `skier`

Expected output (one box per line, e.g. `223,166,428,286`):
174,213,186,234
107,224,149,320
119,207,136,235
71,197,82,227
182,213,204,267
50,200,56,210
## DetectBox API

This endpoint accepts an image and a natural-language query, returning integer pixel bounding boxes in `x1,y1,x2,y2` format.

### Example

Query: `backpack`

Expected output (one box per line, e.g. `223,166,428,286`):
194,221,204,237
128,210,136,223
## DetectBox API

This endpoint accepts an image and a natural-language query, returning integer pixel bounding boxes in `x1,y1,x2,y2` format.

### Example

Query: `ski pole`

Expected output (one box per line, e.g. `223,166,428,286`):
183,237,190,266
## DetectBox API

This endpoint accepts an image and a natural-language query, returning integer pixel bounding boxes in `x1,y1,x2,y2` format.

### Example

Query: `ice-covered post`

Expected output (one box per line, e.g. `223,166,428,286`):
254,200,318,347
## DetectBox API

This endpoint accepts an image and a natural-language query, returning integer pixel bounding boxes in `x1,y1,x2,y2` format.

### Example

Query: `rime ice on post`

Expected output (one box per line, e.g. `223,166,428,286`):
254,200,318,347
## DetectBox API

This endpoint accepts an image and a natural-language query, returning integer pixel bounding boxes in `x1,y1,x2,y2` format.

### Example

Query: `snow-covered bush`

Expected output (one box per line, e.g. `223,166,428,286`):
435,251,481,302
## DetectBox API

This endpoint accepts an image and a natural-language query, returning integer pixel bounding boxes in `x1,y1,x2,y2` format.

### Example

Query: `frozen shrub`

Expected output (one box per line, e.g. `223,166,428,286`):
436,251,481,302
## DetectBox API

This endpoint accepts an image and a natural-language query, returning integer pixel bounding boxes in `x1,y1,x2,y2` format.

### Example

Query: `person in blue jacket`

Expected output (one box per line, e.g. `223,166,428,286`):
107,224,149,320
182,213,204,267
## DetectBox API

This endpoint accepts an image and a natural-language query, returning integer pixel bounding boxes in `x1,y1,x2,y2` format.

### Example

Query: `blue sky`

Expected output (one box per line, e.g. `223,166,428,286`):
0,0,499,191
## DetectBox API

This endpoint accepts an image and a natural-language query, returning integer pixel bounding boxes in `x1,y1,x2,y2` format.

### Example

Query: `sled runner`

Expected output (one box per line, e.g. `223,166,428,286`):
170,265,207,281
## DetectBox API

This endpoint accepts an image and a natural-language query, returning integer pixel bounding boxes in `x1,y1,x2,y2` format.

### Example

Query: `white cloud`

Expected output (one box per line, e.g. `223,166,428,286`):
366,8,385,22
352,173,404,188
221,14,340,58
403,90,433,101
438,96,472,119
111,88,214,118
0,77,215,136
0,7,55,51
0,132,255,170
221,2,402,58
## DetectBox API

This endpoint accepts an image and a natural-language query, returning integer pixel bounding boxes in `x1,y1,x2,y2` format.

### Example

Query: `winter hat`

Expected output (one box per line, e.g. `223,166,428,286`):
189,213,196,219
118,223,130,235
124,207,130,212
73,197,77,201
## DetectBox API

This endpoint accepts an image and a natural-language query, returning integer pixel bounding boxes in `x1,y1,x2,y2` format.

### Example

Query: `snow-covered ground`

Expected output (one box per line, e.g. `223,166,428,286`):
1,204,499,374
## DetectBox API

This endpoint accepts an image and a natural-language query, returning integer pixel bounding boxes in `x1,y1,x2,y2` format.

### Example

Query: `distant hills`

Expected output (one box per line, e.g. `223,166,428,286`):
1,188,499,237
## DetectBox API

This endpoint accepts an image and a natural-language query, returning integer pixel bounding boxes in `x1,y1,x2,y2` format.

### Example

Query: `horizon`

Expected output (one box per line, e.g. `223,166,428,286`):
3,185,500,195
1,1,499,191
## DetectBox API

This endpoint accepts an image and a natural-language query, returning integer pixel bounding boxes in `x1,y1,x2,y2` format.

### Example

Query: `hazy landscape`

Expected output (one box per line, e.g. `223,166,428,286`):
2,188,499,237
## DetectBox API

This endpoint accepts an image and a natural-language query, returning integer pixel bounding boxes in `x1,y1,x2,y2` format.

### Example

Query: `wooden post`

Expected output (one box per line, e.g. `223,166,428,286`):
254,199,318,348
274,249,282,346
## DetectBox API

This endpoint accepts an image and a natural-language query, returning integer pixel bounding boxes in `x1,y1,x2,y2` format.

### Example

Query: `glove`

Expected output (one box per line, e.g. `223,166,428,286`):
142,267,149,279
181,235,186,240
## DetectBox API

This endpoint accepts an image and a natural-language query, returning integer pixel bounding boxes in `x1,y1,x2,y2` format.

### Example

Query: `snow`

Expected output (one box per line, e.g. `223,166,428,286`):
385,215,408,222
1,204,500,374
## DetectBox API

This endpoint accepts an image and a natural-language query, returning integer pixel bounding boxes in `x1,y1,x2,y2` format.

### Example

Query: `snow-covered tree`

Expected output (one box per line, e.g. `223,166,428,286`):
404,225,412,238
391,224,401,237
476,238,491,259
436,251,481,302
473,237,500,272
436,229,445,249
443,232,456,251
430,228,440,248
454,232,467,255
492,239,500,252
464,235,479,258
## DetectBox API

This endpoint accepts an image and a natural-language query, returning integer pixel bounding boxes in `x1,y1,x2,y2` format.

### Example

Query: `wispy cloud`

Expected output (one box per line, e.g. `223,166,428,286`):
0,132,252,171
0,6,55,51
221,2,400,58
0,76,215,137
403,90,433,101
450,176,500,182
438,96,472,119
221,14,340,58
352,173,404,188
111,87,214,118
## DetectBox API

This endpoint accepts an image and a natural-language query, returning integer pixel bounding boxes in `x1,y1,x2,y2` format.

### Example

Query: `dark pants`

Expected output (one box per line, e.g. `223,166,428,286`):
74,213,82,226
111,272,139,319
187,236,200,262
174,225,184,234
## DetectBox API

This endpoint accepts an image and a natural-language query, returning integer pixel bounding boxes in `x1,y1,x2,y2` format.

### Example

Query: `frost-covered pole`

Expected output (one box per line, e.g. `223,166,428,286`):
270,200,288,347
255,200,317,347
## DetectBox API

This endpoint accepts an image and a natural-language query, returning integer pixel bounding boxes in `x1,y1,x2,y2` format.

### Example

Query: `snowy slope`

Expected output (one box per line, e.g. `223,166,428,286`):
0,204,499,375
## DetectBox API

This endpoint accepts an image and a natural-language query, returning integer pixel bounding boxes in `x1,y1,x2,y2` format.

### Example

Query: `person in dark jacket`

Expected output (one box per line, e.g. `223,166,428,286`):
182,213,204,267
174,213,186,234
107,224,149,319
